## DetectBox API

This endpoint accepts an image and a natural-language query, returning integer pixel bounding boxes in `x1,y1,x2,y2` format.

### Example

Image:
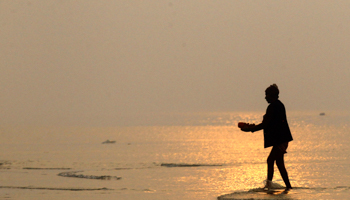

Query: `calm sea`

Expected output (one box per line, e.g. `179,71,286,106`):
0,111,349,200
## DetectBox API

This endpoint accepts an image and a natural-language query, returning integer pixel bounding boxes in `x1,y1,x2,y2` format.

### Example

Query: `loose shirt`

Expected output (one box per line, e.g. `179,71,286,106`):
254,100,293,148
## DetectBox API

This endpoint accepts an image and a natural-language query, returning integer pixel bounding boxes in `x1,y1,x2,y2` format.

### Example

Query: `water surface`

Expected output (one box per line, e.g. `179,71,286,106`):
0,111,349,199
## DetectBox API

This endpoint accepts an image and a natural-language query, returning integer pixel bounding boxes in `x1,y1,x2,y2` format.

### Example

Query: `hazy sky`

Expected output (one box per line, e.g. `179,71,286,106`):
1,0,350,125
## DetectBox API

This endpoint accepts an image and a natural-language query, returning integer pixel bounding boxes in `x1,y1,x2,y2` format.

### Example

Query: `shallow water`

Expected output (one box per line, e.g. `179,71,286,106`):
0,111,349,199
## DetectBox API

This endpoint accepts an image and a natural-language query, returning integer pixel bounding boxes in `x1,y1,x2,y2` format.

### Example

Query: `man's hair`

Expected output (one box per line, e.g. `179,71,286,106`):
265,84,279,98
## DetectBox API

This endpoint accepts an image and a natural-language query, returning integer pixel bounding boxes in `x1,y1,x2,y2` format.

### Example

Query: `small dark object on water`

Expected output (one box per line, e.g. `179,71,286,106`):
102,140,116,144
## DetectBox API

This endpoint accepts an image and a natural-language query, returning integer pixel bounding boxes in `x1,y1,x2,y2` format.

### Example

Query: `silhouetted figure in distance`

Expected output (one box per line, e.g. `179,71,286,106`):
241,84,293,192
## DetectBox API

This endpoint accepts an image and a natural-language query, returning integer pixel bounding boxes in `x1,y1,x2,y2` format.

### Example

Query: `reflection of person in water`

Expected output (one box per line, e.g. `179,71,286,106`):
241,84,293,191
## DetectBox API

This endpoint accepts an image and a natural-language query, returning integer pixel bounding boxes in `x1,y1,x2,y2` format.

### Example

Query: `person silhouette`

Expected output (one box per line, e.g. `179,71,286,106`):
241,84,293,191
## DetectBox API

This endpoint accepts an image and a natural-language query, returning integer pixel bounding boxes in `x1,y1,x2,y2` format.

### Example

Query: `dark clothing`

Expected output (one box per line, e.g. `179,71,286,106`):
271,142,288,155
253,100,293,148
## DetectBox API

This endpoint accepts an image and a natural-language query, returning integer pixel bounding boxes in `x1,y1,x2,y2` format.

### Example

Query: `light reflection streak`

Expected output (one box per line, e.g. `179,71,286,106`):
153,111,350,198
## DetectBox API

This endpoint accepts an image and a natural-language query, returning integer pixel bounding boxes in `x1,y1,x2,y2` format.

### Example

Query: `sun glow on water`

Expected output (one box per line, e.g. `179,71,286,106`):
1,111,350,199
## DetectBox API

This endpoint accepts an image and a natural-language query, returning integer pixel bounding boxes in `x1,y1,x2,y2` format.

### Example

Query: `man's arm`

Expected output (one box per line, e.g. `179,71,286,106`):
251,123,263,132
242,105,273,133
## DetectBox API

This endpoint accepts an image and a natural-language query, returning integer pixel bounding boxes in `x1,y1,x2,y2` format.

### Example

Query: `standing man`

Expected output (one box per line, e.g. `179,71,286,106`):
241,84,293,191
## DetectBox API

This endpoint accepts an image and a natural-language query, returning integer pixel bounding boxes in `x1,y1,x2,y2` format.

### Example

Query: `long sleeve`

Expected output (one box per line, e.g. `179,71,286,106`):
251,104,273,132
249,100,293,148
251,122,263,132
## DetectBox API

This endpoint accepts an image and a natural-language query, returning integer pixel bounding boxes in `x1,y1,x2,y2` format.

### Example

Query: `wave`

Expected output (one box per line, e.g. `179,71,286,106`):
114,167,133,170
0,186,110,191
23,167,71,170
160,163,222,167
57,171,121,180
0,161,11,169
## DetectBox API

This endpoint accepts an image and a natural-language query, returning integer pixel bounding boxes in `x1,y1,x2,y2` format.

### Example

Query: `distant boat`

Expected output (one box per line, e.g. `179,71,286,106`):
102,140,116,144
320,113,325,116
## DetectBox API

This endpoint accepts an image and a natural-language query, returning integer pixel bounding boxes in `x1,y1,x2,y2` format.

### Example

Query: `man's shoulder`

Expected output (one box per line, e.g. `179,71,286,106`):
272,100,285,107
267,100,286,113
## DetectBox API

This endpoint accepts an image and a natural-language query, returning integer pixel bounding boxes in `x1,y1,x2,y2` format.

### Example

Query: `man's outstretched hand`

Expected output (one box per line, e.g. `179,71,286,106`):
238,122,256,132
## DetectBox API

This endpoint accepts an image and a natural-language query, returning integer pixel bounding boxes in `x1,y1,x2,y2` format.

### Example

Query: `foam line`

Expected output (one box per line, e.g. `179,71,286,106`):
57,171,121,180
0,186,110,191
161,163,222,167
23,167,71,170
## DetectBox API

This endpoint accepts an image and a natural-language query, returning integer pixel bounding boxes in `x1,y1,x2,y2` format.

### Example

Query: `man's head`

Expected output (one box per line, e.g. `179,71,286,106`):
265,84,279,103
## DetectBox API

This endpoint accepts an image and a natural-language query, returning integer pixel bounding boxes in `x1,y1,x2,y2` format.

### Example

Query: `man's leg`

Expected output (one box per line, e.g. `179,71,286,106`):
267,147,277,181
265,148,276,189
276,156,292,188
